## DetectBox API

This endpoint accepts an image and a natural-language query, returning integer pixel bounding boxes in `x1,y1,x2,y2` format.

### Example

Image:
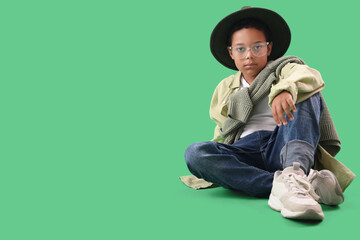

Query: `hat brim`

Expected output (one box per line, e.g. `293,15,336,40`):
210,7,291,70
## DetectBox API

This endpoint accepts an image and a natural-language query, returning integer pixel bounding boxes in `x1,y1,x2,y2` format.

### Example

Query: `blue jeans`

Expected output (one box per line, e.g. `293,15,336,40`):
184,93,324,198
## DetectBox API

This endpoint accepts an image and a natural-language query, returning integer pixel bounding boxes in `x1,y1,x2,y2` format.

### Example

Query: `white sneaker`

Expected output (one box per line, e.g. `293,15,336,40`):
308,169,344,206
268,162,324,220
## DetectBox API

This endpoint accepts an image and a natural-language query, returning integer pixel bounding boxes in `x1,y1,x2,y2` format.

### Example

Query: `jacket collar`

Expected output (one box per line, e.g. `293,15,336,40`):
229,71,242,89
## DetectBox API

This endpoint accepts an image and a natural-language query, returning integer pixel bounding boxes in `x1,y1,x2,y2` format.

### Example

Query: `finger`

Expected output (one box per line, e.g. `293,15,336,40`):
287,97,297,113
282,101,294,121
277,104,287,126
272,105,281,126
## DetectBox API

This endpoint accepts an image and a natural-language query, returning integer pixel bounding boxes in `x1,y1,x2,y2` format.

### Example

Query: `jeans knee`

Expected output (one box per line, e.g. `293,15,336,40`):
184,142,202,167
297,93,323,115
185,141,214,169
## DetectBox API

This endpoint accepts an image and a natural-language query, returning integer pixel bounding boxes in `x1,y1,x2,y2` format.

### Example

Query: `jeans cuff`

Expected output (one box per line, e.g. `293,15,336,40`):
280,140,315,174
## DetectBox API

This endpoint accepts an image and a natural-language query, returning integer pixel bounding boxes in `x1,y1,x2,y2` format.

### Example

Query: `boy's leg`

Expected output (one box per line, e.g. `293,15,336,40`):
185,131,281,198
265,93,326,220
265,92,324,173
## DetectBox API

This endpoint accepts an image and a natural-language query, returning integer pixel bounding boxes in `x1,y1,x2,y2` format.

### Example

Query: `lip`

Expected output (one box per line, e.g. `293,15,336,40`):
244,63,257,68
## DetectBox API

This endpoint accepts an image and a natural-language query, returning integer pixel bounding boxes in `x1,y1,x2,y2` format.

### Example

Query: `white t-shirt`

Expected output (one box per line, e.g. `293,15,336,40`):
240,76,277,138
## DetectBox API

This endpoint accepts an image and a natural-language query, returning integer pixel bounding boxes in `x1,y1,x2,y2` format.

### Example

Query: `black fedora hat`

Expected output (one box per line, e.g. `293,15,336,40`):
210,6,291,70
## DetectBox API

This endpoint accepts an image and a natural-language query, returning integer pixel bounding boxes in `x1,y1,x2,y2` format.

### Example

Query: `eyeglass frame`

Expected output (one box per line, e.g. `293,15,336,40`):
228,42,270,59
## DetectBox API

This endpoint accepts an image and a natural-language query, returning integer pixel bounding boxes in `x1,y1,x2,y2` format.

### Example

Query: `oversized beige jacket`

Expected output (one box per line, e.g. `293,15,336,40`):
181,62,355,191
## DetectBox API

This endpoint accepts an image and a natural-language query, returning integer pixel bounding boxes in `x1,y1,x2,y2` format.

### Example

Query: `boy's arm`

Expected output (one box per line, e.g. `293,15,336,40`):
269,63,325,126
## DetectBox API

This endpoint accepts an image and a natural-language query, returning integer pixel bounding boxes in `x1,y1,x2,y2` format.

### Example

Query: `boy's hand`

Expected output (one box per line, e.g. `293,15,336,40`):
271,91,297,126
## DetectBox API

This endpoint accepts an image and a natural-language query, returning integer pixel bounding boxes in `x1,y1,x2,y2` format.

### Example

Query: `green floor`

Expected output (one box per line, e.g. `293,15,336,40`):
120,156,359,239
168,176,359,239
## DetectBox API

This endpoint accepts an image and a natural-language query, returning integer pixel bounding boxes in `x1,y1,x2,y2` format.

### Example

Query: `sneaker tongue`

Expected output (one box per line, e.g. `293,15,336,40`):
282,162,305,176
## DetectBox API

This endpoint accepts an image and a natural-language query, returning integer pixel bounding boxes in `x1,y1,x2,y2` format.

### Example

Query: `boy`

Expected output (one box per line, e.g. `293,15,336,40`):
182,6,355,220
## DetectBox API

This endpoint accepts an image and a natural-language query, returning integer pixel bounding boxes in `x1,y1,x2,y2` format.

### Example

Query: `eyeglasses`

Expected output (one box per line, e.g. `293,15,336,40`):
229,42,269,59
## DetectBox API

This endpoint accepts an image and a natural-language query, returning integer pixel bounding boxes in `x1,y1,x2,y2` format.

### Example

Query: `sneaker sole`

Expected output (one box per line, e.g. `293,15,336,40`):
268,194,324,220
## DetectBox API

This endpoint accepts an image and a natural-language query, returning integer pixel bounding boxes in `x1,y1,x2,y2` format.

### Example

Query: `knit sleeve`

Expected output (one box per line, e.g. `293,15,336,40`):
268,63,325,106
211,125,226,143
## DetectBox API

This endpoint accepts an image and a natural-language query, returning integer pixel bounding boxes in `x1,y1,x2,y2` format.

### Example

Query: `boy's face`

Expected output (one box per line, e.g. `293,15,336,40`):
228,28,272,81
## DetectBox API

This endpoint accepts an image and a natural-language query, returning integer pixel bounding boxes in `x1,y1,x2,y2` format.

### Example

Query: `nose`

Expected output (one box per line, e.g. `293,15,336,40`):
245,48,255,59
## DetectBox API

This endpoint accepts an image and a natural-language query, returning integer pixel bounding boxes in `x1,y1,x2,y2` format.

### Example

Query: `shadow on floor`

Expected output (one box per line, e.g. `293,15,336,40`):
208,187,265,200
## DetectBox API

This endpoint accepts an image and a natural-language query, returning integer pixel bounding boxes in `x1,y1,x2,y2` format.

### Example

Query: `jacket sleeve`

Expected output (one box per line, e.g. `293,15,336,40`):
209,77,234,143
268,63,325,106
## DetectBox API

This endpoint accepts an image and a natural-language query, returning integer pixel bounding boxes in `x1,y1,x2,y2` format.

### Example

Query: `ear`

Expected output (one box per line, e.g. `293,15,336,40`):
228,46,235,60
267,42,273,56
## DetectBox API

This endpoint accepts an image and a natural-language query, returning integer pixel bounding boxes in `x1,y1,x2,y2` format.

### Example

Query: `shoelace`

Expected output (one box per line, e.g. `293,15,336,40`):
307,169,317,183
283,173,320,201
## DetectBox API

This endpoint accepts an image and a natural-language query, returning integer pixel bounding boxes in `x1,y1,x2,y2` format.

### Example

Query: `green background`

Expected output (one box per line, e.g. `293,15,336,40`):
0,0,358,239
